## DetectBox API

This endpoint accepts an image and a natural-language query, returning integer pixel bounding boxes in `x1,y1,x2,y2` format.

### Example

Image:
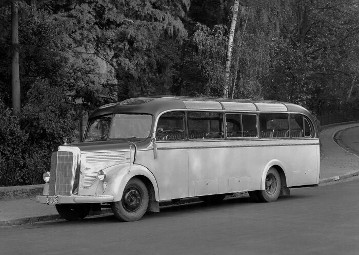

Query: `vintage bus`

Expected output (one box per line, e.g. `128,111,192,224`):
37,97,320,222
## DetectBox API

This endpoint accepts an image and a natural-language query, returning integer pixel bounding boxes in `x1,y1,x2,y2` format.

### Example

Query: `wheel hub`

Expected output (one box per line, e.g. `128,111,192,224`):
265,174,278,195
122,188,142,212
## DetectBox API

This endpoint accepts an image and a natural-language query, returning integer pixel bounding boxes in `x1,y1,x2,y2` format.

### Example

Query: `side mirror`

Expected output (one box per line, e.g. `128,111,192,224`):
128,142,137,163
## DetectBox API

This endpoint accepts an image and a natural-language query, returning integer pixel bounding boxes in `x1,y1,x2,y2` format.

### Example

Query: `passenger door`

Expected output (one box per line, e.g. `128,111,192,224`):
152,111,189,200
187,111,224,196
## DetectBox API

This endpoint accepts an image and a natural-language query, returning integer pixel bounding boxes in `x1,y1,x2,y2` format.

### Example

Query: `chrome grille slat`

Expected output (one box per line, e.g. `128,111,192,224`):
48,151,77,196
55,152,74,195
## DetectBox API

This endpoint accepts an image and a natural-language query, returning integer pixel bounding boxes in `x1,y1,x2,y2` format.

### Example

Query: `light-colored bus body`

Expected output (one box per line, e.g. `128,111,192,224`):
37,97,320,221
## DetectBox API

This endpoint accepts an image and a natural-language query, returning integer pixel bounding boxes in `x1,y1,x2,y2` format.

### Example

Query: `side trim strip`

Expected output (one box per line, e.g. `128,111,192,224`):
156,142,320,151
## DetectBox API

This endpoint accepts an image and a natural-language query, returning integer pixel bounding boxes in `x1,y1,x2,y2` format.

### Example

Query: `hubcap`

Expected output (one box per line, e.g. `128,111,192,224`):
265,174,278,195
122,187,142,212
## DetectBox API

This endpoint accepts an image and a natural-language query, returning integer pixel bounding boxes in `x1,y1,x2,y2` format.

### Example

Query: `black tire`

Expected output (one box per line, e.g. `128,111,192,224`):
112,178,149,222
256,168,282,202
55,204,91,221
200,194,226,204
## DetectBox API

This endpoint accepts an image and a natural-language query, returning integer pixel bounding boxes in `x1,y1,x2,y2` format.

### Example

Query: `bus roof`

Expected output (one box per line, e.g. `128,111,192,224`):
89,96,314,119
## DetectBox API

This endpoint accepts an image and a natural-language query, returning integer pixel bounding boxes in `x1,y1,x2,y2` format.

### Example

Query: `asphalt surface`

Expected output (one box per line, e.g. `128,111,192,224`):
1,179,359,255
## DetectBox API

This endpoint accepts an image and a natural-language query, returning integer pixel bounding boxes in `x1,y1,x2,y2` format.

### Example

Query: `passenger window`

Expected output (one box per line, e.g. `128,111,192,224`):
226,114,257,138
260,113,289,138
242,114,257,137
156,111,185,141
188,112,224,139
304,117,314,138
290,114,304,138
290,114,314,138
226,114,241,138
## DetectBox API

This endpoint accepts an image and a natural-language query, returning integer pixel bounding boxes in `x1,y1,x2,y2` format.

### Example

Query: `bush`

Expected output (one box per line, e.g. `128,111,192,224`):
0,79,77,186
0,102,29,186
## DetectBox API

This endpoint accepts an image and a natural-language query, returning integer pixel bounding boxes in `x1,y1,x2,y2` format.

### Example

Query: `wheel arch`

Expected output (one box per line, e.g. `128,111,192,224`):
112,165,160,213
260,160,288,192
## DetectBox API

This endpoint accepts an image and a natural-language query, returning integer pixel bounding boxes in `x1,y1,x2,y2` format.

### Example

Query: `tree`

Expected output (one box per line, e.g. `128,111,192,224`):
11,0,20,114
224,0,239,97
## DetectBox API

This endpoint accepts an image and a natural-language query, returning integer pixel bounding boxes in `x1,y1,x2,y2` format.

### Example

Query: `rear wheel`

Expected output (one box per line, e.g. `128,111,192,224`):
55,204,91,221
251,168,282,203
257,167,282,202
112,178,149,222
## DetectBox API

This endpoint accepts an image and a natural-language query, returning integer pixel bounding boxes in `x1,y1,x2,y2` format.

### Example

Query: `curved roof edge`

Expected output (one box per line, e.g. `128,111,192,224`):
89,96,312,118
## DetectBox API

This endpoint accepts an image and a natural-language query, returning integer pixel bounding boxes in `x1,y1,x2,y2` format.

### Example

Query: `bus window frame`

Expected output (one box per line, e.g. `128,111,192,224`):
187,110,225,140
259,112,290,139
225,112,259,139
289,113,316,139
154,110,317,142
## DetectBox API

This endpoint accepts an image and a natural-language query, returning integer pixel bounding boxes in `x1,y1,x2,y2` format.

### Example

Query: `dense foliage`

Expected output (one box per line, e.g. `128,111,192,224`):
1,0,359,185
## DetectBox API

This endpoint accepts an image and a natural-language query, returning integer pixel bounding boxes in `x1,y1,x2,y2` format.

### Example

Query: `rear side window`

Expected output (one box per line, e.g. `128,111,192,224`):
188,112,224,139
304,117,315,138
260,113,289,138
290,114,315,138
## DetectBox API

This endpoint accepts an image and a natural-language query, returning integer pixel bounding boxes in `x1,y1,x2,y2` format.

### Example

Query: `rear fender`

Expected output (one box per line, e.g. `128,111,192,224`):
260,160,286,190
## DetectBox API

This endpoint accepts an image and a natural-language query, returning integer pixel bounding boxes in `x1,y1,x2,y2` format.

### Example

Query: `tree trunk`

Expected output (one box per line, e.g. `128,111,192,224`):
347,76,357,100
223,0,240,98
12,0,20,114
31,0,37,12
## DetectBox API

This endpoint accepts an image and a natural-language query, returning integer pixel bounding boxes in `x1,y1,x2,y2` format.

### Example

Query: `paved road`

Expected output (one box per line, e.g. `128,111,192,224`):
1,179,359,255
338,126,359,156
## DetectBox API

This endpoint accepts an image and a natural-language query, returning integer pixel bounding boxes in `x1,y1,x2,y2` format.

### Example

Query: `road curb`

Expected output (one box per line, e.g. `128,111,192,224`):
0,209,115,227
319,171,359,185
0,184,44,201
0,214,61,227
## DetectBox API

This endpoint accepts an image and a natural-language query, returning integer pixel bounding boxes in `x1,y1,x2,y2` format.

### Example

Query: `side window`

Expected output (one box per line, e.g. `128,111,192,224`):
290,114,304,138
188,112,224,139
290,114,315,138
156,111,185,141
226,114,241,138
242,114,257,137
226,114,257,138
260,113,289,138
304,117,314,138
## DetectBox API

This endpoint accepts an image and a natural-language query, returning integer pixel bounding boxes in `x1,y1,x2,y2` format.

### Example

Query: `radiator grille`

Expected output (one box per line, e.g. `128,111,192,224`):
48,151,77,196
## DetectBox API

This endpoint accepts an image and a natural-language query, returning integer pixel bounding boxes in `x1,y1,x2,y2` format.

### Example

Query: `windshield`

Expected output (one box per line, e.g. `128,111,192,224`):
85,114,152,142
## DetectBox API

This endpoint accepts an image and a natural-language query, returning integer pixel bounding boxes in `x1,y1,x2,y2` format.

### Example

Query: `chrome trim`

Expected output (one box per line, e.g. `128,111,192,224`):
37,194,114,204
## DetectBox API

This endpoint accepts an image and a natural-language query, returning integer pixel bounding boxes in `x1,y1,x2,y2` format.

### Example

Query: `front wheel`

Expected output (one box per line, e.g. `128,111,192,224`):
251,168,282,203
55,204,91,221
112,178,149,222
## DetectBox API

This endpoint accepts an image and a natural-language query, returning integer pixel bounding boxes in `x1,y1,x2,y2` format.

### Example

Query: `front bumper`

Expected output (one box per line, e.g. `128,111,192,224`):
37,195,114,205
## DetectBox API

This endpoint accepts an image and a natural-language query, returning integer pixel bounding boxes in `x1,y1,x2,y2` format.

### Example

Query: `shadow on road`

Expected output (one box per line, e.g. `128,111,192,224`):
31,192,314,227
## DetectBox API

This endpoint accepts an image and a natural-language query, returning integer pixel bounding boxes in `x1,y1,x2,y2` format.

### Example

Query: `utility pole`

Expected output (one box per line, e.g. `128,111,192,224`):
12,0,20,114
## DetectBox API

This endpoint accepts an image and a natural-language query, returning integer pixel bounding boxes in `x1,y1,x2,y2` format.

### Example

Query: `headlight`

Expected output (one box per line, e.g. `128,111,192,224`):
43,171,50,183
97,170,106,181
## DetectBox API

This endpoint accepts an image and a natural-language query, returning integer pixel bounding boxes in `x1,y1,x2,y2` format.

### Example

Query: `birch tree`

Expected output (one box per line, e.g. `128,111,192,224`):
224,0,239,98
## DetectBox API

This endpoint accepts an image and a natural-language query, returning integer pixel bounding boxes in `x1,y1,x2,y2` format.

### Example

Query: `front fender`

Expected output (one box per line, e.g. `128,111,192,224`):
103,164,159,202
